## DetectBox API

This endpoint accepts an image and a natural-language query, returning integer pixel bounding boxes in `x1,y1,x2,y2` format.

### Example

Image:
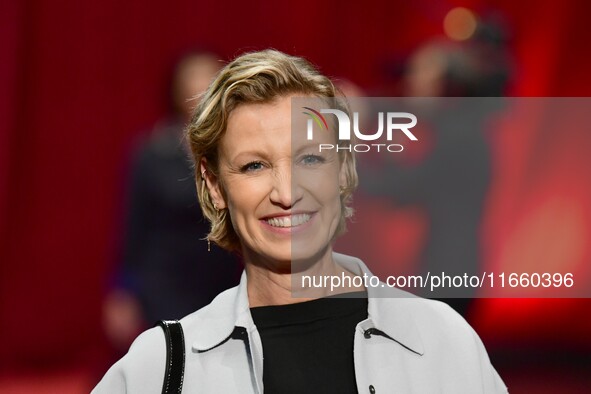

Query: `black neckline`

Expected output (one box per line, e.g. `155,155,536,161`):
250,291,367,329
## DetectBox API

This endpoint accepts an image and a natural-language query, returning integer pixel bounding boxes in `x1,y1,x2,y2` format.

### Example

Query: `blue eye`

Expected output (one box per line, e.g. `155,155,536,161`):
241,161,264,172
301,154,324,165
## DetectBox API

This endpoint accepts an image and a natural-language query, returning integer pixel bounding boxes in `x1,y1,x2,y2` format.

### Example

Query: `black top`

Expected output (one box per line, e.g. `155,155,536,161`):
250,292,368,394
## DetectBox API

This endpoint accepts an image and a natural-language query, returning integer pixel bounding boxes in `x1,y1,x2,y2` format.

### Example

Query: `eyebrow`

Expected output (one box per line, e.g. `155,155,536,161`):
224,141,323,165
228,150,270,163
293,141,327,156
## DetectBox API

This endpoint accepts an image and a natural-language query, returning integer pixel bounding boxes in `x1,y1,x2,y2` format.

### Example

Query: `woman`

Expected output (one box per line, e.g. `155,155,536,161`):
93,49,507,393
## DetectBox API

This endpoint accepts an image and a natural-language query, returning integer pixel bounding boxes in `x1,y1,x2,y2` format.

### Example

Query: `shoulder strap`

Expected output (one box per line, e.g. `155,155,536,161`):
156,320,186,394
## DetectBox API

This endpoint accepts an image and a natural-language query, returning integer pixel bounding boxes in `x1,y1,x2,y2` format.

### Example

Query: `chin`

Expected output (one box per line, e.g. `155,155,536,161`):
255,243,324,272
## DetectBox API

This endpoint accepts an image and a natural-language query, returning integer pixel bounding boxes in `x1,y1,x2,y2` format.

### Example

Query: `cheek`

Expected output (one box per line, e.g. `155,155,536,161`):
300,163,341,200
302,174,341,212
225,192,257,244
224,177,268,222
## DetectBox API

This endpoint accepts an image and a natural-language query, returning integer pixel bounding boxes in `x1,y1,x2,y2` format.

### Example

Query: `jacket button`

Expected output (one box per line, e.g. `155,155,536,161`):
369,384,376,393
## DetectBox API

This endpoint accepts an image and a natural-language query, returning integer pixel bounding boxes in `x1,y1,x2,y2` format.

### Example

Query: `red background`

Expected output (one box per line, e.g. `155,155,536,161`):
1,0,590,391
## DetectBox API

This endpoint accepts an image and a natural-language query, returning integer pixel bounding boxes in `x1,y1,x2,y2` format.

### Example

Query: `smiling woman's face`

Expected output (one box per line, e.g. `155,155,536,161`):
206,95,345,270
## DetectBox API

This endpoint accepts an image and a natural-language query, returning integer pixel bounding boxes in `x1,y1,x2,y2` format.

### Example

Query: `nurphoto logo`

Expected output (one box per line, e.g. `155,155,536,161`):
302,107,418,153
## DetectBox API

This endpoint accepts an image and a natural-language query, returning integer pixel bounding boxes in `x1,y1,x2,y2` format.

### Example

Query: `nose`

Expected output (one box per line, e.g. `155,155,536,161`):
269,163,303,209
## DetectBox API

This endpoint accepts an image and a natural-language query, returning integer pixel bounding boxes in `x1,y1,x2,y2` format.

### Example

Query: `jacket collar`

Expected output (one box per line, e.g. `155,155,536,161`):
334,253,425,356
188,271,252,352
189,253,424,356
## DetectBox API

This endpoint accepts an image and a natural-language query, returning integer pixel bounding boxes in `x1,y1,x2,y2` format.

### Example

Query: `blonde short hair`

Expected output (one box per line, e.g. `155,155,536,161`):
187,49,357,251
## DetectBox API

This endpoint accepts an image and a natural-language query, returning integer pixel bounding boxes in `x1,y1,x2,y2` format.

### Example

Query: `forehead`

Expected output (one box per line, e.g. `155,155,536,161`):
219,96,334,159
228,98,291,137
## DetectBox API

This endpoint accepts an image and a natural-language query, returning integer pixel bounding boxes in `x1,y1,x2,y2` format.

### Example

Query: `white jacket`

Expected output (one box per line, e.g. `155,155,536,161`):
93,253,508,393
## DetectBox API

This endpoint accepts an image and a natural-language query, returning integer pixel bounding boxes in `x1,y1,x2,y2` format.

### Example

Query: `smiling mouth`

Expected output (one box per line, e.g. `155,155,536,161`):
264,213,312,228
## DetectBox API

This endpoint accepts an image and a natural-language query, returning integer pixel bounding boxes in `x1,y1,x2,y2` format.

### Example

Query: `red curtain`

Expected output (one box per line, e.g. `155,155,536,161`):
1,0,590,372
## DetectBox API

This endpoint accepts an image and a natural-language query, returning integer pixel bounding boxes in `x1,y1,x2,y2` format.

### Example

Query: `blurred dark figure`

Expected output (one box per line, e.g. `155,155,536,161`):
103,51,240,350
361,23,510,316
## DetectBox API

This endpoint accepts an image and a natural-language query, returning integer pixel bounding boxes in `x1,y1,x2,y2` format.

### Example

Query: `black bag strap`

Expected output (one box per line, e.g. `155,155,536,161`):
156,320,186,394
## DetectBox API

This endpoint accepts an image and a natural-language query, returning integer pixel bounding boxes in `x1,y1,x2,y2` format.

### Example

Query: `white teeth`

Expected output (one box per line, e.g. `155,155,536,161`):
266,214,311,228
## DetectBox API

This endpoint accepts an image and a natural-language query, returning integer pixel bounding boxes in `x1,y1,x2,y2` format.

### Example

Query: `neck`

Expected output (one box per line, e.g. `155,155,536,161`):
245,249,363,307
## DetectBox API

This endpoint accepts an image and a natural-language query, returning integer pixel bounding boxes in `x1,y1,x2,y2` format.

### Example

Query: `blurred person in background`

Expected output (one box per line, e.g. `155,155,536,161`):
360,22,511,316
102,50,240,351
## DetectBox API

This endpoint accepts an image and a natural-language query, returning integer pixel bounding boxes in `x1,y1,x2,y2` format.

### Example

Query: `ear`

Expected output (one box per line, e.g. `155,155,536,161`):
200,158,227,209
